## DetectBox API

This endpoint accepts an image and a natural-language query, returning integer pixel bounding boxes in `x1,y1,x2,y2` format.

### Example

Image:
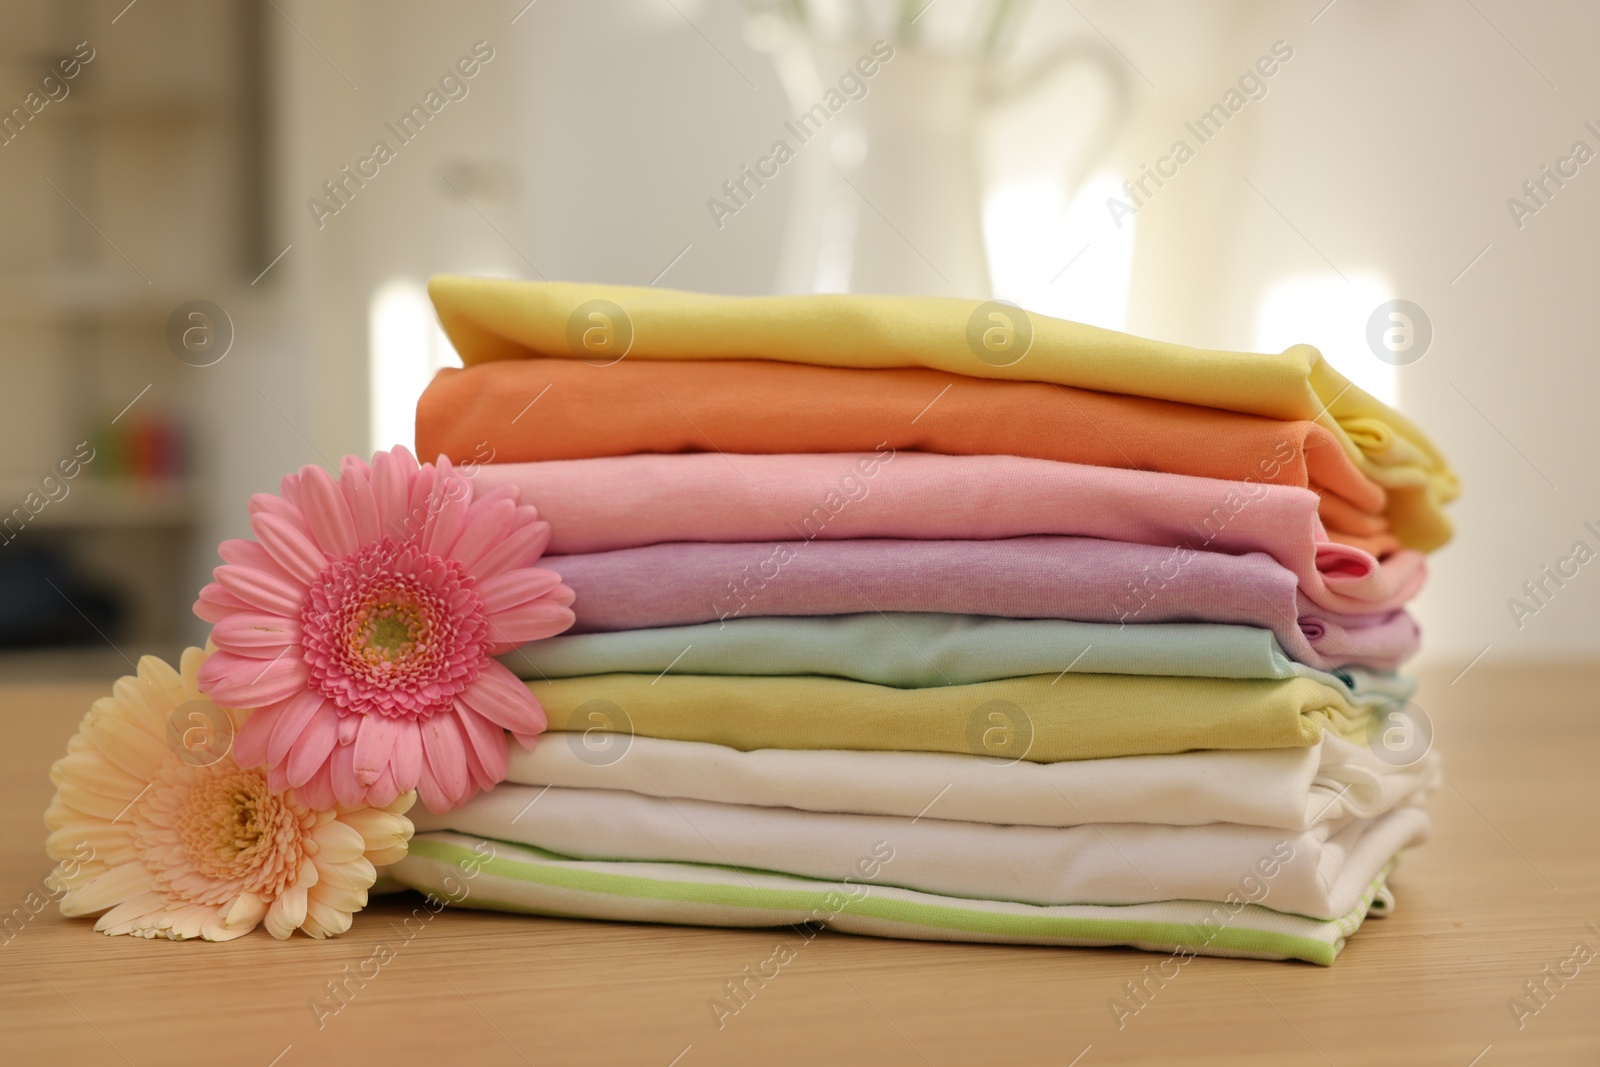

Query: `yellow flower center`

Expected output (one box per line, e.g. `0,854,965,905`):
301,537,488,718
134,762,314,906
356,600,428,663
190,781,270,865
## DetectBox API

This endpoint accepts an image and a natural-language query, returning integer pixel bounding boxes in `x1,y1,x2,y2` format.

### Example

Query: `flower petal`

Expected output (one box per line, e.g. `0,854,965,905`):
485,598,576,649
340,804,414,852
330,741,364,808
251,511,328,585
456,660,547,735
264,885,308,939
268,689,328,766
302,895,354,938
46,822,133,865
464,519,551,581
107,676,167,731
370,447,418,539
211,611,302,656
294,764,337,811
286,703,341,787
299,464,359,557
198,649,310,708
93,891,173,935
306,867,366,913
202,910,252,942
61,861,152,916
213,563,305,617
476,569,567,613
339,454,383,544
353,714,400,787
224,892,269,931
311,818,367,864
362,764,401,808
84,715,170,781
168,904,214,940
390,720,423,790
135,655,187,709
461,732,496,794
455,706,509,786
52,752,146,798
249,489,304,522
415,762,450,813
52,781,139,821
420,714,469,809
421,461,472,558
194,582,253,624
278,469,305,509
450,495,518,573
217,538,299,586
366,841,410,869
406,465,440,530
231,699,283,768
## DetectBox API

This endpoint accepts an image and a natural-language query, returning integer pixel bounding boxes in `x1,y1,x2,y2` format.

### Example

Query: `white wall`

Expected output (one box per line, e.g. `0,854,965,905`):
1087,0,1600,662
196,0,779,633
212,0,1600,662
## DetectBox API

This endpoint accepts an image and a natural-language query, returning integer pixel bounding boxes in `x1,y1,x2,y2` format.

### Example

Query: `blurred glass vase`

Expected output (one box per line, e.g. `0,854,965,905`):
749,18,1127,299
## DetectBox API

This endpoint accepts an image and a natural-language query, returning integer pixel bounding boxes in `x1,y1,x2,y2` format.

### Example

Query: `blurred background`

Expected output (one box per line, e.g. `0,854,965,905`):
0,0,1595,677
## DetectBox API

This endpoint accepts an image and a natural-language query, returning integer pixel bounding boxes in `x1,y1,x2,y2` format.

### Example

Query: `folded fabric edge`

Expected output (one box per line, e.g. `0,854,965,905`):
426,276,1458,528
503,614,1415,702
389,833,1399,965
500,733,1438,832
524,672,1377,762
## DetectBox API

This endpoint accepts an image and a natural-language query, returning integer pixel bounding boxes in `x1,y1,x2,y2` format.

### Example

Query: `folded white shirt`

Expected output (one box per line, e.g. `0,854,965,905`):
411,785,1431,921
506,733,1439,831
388,830,1402,965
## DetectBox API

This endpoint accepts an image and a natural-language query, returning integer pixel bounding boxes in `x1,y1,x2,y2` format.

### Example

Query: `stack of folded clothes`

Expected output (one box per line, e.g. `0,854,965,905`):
388,278,1457,964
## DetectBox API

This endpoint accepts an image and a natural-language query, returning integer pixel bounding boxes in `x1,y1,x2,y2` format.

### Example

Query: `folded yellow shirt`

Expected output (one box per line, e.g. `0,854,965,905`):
429,276,1458,548
529,673,1372,763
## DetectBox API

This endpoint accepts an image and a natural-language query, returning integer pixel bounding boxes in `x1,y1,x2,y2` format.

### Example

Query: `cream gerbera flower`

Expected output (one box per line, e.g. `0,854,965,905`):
44,647,414,941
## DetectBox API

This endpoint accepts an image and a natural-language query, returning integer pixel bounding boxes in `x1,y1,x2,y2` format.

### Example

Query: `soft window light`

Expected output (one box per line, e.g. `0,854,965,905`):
984,170,1134,332
1254,274,1399,406
369,280,458,454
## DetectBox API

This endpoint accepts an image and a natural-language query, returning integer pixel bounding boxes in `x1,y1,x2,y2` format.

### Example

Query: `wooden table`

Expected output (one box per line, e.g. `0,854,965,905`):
3,662,1597,1066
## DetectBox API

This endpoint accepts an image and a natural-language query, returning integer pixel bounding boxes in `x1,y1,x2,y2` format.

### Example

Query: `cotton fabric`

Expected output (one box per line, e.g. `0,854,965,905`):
477,453,1424,613
403,277,1454,966
416,358,1419,550
425,276,1456,549
390,831,1400,964
408,785,1432,920
527,671,1374,761
507,733,1439,831
508,614,1413,700
542,537,1421,670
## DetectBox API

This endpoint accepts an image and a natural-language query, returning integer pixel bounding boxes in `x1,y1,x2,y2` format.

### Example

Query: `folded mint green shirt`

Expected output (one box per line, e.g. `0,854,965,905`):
507,614,1412,706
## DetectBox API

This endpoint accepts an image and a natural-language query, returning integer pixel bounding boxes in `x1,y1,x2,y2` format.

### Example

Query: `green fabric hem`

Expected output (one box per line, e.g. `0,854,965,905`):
403,837,1375,965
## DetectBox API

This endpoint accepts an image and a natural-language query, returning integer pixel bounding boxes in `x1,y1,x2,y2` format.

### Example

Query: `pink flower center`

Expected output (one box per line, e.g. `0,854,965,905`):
300,538,488,721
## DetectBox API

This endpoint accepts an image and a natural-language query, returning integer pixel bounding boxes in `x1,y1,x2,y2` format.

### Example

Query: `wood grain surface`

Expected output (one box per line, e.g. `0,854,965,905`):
2,662,1596,1066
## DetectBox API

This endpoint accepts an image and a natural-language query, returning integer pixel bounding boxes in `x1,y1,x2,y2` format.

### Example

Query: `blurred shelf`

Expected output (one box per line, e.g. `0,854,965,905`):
0,643,184,683
0,268,196,324
0,479,195,528
53,96,232,124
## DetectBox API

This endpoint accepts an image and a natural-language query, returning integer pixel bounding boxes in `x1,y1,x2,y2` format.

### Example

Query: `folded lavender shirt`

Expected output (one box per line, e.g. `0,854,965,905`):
545,536,1420,671
477,453,1426,615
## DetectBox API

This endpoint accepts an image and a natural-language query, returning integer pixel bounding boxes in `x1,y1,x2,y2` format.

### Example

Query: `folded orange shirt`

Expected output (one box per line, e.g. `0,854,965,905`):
416,358,1393,543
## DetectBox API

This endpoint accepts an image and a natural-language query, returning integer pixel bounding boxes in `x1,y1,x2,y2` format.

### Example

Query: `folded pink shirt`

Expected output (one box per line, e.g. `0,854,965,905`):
475,452,1426,616
542,536,1421,671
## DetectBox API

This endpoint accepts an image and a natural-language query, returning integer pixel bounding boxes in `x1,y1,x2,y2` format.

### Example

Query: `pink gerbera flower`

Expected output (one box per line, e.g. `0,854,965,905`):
195,447,575,812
